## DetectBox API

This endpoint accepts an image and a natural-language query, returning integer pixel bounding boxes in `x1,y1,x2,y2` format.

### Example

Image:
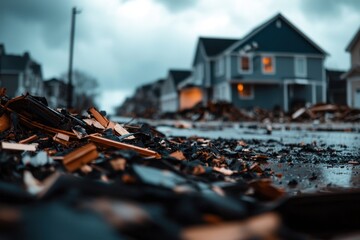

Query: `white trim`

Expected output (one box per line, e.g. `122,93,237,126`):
261,55,276,75
228,52,325,58
238,53,253,74
294,55,307,78
206,60,211,87
312,83,316,104
322,62,326,103
284,83,288,112
230,79,281,84
225,54,231,80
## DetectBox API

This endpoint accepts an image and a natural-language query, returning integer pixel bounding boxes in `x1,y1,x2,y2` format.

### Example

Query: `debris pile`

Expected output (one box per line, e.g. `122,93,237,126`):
0,94,359,239
162,101,360,123
291,103,360,122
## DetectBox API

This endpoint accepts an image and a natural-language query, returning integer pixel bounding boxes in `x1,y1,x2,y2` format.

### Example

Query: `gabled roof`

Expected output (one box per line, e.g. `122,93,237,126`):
346,27,360,52
169,69,191,85
0,55,28,72
200,37,239,57
224,13,327,56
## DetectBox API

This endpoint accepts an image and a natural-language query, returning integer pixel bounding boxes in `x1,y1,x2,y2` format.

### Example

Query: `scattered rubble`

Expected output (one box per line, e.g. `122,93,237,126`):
0,93,359,239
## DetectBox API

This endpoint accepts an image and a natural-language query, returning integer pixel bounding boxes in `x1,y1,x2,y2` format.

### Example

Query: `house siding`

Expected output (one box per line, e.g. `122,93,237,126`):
1,74,19,97
231,84,283,110
231,55,288,81
232,17,323,55
307,58,323,81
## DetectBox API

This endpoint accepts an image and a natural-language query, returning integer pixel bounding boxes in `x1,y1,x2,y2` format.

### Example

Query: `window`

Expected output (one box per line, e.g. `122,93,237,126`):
295,56,306,77
215,57,224,76
262,56,274,74
237,83,253,99
239,55,252,73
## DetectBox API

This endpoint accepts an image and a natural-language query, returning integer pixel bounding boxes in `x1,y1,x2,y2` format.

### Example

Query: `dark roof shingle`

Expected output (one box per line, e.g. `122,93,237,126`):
200,37,239,57
169,70,191,85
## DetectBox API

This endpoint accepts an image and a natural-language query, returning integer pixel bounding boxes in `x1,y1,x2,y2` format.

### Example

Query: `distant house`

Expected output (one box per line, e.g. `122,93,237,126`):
0,44,44,97
343,27,360,108
326,69,346,105
43,78,68,108
182,13,327,112
117,78,165,117
160,70,191,112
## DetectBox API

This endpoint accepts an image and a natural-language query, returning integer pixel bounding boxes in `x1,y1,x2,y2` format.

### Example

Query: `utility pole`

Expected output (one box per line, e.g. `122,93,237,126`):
67,7,81,109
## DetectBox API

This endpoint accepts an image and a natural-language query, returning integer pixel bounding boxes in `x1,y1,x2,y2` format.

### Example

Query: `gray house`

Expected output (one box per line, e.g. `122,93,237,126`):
44,78,68,108
184,13,327,112
343,27,360,108
160,70,191,112
0,44,44,97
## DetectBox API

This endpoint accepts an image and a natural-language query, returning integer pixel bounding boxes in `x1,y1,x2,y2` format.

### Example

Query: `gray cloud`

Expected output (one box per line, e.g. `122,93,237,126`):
153,0,197,12
301,0,360,18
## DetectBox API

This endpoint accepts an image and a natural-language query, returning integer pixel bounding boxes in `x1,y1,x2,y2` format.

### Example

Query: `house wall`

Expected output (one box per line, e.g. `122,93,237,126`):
347,76,360,107
160,76,178,112
228,55,323,82
0,74,19,97
231,83,283,110
307,57,323,82
350,38,360,67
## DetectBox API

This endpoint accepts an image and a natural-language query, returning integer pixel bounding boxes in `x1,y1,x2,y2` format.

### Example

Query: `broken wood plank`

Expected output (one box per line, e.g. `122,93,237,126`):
89,134,161,159
88,107,109,128
19,134,38,144
1,142,37,151
62,143,99,172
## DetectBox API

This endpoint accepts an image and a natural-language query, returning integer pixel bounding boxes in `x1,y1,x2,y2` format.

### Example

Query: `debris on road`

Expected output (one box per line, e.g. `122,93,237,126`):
0,93,359,239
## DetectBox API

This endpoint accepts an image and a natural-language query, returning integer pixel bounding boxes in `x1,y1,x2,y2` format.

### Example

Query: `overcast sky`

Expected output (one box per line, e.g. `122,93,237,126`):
1,0,360,113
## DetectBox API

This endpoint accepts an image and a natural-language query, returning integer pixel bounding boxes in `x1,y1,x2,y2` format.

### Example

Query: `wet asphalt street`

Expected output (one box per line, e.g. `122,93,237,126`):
156,126,360,193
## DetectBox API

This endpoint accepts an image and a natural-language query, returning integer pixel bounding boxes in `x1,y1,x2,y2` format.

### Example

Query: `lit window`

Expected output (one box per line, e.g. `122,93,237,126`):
237,83,253,98
262,56,274,73
239,55,252,73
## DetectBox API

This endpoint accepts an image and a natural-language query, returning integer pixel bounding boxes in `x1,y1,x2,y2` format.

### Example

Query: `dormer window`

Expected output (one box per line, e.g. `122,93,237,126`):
238,54,252,73
215,57,224,76
262,56,275,74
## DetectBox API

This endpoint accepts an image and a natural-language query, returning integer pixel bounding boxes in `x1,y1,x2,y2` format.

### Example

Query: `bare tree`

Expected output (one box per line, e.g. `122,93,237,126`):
61,69,99,111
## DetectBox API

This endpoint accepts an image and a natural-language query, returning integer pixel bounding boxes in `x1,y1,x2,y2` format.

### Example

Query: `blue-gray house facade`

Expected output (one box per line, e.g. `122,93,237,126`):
185,13,327,112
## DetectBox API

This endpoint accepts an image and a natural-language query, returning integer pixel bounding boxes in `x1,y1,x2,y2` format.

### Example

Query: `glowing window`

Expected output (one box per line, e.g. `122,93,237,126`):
237,83,253,98
262,56,274,73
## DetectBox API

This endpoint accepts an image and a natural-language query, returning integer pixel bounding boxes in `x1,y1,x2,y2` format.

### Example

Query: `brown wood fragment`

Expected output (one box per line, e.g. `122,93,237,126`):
19,134,38,144
83,118,106,130
0,113,10,132
169,151,186,160
62,143,99,172
249,179,285,201
88,107,109,128
112,123,135,139
183,212,280,240
110,158,127,171
1,142,37,151
89,134,161,159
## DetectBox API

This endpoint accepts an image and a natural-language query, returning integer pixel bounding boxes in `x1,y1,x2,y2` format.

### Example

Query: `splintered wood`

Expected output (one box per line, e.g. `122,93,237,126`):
62,143,99,172
89,134,160,159
88,107,134,139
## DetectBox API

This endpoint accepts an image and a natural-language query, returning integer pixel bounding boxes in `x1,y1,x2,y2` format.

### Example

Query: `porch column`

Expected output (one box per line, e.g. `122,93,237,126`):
283,82,288,112
347,79,352,107
312,83,316,104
